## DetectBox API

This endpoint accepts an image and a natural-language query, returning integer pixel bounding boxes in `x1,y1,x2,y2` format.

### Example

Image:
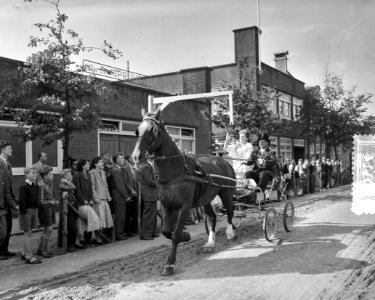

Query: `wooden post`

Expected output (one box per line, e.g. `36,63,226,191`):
148,95,154,113
62,193,68,250
111,213,116,242
138,185,142,234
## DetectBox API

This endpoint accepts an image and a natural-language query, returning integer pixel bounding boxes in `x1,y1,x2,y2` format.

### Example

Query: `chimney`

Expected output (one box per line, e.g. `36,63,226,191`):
233,26,260,92
274,51,289,73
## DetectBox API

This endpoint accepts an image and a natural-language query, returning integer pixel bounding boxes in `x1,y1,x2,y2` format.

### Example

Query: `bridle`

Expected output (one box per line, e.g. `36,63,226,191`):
136,116,190,171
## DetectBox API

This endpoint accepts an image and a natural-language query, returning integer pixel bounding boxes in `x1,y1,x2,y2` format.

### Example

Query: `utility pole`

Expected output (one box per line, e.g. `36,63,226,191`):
257,0,262,75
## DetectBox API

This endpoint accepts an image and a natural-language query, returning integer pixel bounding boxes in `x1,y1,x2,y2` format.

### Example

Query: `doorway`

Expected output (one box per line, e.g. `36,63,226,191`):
100,134,138,156
293,147,305,161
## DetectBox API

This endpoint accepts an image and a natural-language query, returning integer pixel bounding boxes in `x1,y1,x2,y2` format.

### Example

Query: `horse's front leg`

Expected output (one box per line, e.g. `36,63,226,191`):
203,203,216,249
161,205,178,240
161,205,191,276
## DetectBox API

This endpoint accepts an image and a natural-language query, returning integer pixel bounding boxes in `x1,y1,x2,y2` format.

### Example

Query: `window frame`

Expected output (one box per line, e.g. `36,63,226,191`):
0,121,63,175
166,125,196,154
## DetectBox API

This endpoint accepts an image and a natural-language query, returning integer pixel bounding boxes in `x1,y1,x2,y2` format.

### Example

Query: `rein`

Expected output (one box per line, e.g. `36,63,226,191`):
139,116,236,189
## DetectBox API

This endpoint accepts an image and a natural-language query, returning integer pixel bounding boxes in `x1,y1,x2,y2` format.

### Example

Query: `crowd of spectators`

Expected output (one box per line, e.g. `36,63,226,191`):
2,145,164,264
282,156,350,195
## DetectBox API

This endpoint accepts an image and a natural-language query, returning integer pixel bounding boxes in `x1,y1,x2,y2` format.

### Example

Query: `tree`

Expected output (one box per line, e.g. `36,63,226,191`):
0,0,122,167
297,85,324,154
209,59,282,140
299,72,374,159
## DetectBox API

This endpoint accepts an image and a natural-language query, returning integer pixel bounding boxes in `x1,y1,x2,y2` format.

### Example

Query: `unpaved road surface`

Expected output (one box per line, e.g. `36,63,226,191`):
1,187,375,300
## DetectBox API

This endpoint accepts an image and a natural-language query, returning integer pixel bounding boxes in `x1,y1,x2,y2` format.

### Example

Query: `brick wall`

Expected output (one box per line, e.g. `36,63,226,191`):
132,72,183,94
233,26,260,92
211,64,240,90
261,63,305,99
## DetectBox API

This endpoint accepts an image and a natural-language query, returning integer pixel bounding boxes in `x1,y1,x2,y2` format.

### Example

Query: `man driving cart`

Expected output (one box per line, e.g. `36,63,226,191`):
244,133,278,193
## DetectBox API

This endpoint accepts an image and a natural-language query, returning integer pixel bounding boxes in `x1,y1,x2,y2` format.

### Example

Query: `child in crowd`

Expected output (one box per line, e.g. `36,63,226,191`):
59,169,79,252
18,167,42,264
37,166,58,258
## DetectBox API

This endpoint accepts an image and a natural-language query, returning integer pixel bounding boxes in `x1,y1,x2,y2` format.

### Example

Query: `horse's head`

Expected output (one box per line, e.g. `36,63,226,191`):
132,107,163,164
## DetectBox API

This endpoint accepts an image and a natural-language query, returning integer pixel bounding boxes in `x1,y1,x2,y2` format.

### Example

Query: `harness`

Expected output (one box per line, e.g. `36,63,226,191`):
139,116,236,190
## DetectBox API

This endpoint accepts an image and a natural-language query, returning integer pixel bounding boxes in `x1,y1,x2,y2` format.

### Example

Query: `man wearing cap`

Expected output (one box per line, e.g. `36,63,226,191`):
0,140,19,259
245,133,278,193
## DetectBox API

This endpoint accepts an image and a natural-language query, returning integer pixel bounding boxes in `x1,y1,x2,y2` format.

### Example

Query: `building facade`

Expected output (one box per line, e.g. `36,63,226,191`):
132,26,333,163
0,56,212,197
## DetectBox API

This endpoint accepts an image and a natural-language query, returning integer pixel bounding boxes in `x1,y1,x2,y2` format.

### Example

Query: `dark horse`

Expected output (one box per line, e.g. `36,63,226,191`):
132,107,236,276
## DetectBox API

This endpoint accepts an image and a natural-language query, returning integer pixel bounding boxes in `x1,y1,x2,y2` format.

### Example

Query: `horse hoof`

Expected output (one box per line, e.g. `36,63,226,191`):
162,231,172,240
161,264,174,276
202,246,214,253
182,231,191,242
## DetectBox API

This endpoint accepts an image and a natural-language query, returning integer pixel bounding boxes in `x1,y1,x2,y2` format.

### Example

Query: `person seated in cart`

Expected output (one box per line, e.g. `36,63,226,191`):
244,133,278,193
223,129,253,178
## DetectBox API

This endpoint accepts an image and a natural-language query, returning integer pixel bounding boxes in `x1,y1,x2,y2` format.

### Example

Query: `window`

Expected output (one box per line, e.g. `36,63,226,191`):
101,120,120,132
0,121,62,175
279,137,292,161
166,126,195,154
269,136,278,154
294,139,305,147
0,127,26,168
293,98,303,120
309,143,315,155
32,138,58,167
262,86,277,114
278,93,292,119
321,143,326,156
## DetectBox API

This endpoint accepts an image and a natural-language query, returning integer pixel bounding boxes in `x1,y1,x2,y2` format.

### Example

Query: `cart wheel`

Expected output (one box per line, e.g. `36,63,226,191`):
283,201,295,232
263,207,278,242
232,217,241,229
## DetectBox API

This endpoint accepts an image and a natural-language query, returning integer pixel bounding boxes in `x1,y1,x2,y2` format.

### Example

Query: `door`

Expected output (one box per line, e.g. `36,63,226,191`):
293,147,305,161
119,136,138,156
100,134,137,156
100,134,119,156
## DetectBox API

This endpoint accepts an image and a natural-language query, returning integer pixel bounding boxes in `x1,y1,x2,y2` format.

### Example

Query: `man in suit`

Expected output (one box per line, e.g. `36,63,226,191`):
138,154,158,240
110,152,132,240
321,157,328,189
124,155,138,236
0,140,19,258
32,152,48,186
245,133,278,193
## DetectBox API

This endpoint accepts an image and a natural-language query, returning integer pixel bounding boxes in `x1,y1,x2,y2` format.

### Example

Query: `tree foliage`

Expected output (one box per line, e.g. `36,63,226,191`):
0,0,122,167
298,72,374,159
209,60,282,139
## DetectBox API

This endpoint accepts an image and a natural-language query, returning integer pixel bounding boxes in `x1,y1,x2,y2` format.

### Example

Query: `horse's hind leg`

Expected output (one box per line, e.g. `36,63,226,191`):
203,203,216,248
219,189,235,240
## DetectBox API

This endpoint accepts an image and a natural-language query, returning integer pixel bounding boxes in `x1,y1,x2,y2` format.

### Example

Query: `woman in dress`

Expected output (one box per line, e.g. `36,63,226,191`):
72,159,102,245
89,157,114,241
223,129,253,178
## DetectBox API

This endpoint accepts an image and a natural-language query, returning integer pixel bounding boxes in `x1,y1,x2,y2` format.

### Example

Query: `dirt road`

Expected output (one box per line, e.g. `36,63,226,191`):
1,187,374,300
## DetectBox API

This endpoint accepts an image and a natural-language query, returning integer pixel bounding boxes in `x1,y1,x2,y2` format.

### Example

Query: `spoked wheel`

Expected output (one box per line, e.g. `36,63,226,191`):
263,207,278,242
283,201,295,232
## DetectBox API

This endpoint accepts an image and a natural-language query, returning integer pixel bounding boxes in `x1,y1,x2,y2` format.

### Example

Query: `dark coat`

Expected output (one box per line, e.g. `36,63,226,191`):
0,158,15,202
110,165,131,203
137,162,158,202
0,169,16,216
246,148,278,174
72,171,93,206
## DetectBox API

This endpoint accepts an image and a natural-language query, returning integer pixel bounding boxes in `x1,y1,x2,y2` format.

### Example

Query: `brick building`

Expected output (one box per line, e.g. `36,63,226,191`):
132,26,338,163
0,56,211,197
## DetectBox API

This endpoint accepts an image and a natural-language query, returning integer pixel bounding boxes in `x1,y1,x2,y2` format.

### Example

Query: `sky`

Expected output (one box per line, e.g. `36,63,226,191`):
1,0,375,114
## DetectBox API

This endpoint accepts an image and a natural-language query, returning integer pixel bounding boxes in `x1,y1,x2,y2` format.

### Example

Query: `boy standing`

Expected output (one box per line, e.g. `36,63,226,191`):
18,168,42,264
